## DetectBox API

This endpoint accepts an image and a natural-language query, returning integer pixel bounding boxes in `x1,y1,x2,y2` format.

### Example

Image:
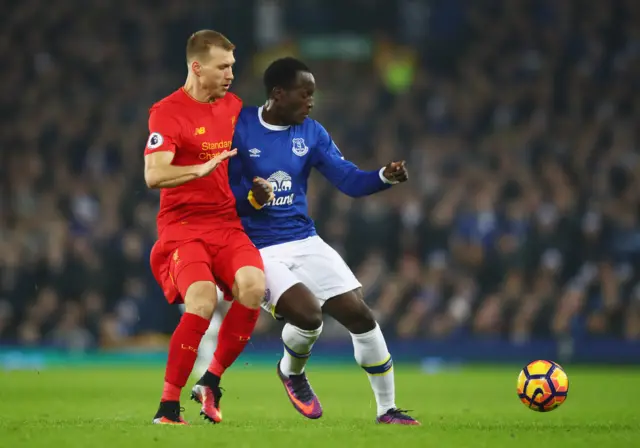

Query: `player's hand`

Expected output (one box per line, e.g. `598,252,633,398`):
382,160,409,184
251,176,275,206
197,149,238,178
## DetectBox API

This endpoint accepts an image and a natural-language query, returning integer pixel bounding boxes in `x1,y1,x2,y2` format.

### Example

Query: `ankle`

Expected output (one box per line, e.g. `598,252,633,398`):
201,370,221,388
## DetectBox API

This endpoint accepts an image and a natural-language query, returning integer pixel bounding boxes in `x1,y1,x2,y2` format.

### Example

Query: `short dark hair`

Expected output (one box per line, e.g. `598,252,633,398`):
263,57,310,97
186,30,235,62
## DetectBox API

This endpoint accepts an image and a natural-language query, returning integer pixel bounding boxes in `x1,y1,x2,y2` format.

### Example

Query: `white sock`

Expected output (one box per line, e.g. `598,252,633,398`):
351,323,396,416
280,322,323,377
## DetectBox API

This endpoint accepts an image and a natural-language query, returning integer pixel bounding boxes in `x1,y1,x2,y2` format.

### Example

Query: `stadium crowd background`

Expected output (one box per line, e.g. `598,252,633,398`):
1,0,639,352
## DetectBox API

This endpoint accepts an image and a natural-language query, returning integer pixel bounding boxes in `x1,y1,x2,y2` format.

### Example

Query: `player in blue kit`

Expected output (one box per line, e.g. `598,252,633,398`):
219,58,419,425
219,57,419,425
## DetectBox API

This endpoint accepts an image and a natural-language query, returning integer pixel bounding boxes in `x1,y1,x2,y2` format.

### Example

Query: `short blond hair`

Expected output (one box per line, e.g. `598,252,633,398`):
186,30,235,62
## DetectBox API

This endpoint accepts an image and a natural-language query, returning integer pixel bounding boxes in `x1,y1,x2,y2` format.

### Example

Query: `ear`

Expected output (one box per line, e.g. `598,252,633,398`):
191,61,201,77
271,86,284,102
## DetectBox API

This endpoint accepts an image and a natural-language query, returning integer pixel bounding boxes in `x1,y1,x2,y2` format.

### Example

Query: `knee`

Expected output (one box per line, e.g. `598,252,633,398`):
239,282,266,310
275,283,323,330
184,281,218,319
345,291,377,334
349,312,377,334
234,267,266,309
294,307,323,331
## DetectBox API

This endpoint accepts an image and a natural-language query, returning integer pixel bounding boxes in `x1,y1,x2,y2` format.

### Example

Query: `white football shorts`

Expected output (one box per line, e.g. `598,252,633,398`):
259,235,362,318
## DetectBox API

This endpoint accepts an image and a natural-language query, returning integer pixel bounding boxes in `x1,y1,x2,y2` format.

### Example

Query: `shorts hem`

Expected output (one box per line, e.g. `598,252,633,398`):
317,282,362,302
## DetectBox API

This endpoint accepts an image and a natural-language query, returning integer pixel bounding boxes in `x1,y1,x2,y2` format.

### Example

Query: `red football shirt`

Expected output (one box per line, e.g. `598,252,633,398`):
144,88,243,240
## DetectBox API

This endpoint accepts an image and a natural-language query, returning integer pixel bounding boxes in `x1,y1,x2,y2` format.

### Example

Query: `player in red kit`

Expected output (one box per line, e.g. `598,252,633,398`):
144,30,271,425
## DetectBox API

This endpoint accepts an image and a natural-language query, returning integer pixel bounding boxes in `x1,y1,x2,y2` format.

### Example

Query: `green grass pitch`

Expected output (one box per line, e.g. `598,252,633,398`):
1,364,638,447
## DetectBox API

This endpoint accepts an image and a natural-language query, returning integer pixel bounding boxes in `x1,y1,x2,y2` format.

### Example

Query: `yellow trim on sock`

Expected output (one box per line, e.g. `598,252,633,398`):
361,354,392,369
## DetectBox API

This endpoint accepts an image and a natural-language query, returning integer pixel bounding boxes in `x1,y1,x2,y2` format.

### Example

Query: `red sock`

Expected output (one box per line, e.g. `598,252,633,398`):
162,312,210,402
208,301,259,377
162,382,181,402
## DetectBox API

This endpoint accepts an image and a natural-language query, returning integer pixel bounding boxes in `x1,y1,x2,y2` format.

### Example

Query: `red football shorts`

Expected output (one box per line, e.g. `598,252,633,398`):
149,227,264,304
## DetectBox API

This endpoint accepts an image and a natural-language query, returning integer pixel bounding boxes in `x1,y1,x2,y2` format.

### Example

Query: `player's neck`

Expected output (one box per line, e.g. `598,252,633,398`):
262,102,287,126
183,76,216,103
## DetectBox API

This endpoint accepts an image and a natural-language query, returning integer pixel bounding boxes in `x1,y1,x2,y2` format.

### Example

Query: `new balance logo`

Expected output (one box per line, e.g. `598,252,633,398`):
249,148,261,158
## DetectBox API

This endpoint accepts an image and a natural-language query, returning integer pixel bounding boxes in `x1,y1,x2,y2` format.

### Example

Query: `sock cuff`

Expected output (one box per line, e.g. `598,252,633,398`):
282,323,322,359
292,322,323,338
182,312,211,334
361,354,393,375
350,322,381,342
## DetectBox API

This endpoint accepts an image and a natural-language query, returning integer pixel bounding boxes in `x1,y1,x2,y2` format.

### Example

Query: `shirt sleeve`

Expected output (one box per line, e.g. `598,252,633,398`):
312,122,391,197
144,107,181,155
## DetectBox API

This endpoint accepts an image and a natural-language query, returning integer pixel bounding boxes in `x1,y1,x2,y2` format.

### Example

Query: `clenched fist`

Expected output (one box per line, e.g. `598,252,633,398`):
250,176,275,207
382,161,409,184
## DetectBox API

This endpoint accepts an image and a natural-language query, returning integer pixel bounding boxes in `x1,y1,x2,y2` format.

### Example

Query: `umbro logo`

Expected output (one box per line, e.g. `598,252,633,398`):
249,148,261,158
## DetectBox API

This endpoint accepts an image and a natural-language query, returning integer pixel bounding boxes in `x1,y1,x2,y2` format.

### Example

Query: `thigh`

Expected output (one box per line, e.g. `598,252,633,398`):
209,228,264,300
260,255,301,319
150,241,179,303
291,237,362,303
169,241,215,301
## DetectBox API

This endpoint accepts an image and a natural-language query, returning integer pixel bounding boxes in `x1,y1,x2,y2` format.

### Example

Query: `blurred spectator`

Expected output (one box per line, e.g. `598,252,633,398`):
1,0,640,349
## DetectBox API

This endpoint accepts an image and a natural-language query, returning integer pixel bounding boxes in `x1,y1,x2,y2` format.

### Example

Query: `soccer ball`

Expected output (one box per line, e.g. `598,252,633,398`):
517,360,569,412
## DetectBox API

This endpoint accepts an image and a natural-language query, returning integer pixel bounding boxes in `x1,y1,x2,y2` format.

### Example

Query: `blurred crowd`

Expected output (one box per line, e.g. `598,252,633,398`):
1,0,640,350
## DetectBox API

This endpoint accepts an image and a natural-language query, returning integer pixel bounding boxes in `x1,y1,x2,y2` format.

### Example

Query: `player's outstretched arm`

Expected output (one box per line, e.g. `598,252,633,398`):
144,149,237,189
313,123,407,197
316,149,410,197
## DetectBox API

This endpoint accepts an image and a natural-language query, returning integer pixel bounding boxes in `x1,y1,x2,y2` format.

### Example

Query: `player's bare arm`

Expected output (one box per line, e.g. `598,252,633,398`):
144,149,237,189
